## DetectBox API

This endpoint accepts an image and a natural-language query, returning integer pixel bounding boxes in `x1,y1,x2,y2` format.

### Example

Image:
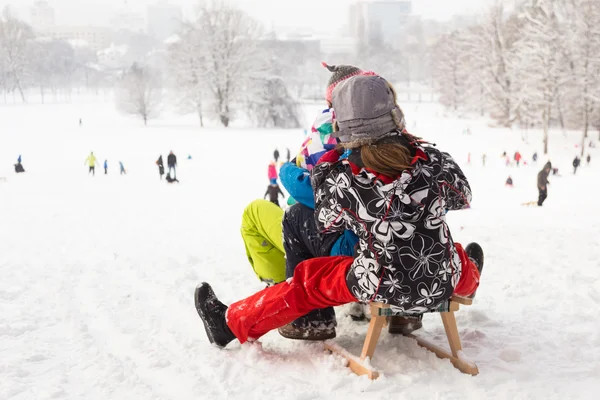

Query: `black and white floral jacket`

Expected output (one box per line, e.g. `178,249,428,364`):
311,136,472,313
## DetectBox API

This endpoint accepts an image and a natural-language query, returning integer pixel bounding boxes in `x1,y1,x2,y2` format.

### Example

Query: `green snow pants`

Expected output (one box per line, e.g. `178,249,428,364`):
241,200,286,285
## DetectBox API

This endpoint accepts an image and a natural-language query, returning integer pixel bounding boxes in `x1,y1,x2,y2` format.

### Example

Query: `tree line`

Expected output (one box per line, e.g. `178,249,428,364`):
432,0,600,153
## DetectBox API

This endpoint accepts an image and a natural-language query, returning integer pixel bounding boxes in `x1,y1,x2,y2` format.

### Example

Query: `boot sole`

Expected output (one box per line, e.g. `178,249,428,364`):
278,327,336,341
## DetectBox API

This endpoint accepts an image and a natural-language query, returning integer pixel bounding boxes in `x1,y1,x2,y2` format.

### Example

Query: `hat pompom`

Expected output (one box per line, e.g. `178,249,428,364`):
321,61,337,72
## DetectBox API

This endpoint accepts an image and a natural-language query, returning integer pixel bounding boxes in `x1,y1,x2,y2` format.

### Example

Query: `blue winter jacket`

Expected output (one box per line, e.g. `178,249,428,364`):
280,162,359,257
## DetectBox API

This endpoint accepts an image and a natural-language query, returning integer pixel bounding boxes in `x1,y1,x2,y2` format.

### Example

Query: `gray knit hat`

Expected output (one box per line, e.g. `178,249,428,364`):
331,75,405,146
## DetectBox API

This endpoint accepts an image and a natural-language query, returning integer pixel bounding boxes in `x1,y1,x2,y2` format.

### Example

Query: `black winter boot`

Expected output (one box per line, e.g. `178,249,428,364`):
465,242,484,275
465,243,484,298
194,283,236,348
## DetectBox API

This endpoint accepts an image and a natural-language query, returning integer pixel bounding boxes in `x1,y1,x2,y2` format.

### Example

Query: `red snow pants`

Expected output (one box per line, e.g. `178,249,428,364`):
453,243,481,297
226,244,480,343
226,256,356,343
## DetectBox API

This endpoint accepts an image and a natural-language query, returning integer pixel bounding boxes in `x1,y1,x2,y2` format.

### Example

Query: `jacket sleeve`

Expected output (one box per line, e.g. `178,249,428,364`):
440,152,472,210
311,161,353,233
279,162,315,209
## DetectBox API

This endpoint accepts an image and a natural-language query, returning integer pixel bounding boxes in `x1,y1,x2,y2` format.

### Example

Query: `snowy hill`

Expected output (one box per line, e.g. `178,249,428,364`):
1,101,599,399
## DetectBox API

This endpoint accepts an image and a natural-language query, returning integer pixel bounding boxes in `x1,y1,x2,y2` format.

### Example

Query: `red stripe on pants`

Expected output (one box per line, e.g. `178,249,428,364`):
226,256,356,343
453,243,481,297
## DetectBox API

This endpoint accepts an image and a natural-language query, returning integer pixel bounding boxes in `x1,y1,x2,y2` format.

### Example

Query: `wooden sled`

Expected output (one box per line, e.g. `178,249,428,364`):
325,296,479,379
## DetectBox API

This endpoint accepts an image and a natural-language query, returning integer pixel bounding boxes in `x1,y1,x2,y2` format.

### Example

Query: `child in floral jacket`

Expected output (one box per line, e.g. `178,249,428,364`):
195,75,483,348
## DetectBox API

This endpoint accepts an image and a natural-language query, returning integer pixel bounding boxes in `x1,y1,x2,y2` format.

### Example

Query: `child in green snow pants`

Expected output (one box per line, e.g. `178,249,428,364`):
240,200,286,285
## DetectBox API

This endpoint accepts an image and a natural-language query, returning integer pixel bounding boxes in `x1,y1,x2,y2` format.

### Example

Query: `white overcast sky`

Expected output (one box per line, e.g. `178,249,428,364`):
2,0,496,33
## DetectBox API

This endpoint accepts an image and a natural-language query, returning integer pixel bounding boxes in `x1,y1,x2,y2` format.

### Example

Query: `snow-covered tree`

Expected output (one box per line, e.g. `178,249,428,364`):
168,27,206,127
0,8,34,102
431,30,471,112
187,0,263,127
463,3,521,126
29,39,79,102
116,63,163,125
514,0,571,154
244,54,302,129
561,0,600,153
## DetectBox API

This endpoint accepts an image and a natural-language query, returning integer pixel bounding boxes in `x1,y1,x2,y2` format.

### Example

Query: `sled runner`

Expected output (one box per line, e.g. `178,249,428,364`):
521,201,538,207
325,296,479,379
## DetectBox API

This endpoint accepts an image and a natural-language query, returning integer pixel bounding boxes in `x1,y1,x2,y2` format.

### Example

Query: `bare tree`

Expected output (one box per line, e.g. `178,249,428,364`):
431,31,471,112
515,0,571,154
0,8,34,103
117,64,163,125
465,3,521,126
244,55,302,129
190,0,263,127
562,0,600,154
168,27,206,127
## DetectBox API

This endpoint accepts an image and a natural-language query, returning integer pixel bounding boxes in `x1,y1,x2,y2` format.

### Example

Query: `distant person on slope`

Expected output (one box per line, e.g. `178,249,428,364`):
85,152,98,176
167,151,177,180
156,155,165,179
14,159,25,173
537,162,552,206
267,161,278,184
119,161,126,175
273,148,280,163
264,182,285,207
586,154,591,165
104,160,108,175
572,156,581,174
514,151,522,167
533,152,538,163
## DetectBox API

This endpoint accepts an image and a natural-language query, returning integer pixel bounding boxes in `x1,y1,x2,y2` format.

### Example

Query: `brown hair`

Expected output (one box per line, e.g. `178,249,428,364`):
360,141,413,177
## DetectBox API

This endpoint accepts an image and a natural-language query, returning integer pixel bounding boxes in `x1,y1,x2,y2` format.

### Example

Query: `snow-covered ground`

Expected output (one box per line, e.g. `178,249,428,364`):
1,101,599,400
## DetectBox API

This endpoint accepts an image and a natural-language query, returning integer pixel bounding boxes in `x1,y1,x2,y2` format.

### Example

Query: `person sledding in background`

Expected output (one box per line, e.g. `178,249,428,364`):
267,161,278,184
264,181,285,206
195,74,484,349
14,154,25,173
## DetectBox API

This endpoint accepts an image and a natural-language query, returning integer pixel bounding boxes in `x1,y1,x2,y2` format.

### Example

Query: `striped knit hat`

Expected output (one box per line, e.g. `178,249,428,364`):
322,62,377,103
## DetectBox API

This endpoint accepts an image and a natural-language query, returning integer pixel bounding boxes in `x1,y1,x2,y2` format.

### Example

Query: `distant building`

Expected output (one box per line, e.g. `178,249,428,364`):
111,11,146,34
259,32,321,57
349,0,412,50
41,26,112,52
30,0,55,31
147,2,182,41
